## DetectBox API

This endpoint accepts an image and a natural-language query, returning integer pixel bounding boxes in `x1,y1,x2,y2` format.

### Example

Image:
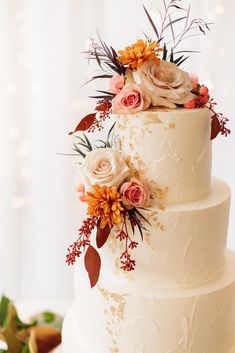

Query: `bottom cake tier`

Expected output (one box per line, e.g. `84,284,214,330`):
62,249,235,353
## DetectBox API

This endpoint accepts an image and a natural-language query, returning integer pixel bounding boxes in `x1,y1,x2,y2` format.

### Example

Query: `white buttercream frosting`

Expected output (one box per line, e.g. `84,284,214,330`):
100,179,231,289
62,108,234,353
63,250,235,353
114,108,212,204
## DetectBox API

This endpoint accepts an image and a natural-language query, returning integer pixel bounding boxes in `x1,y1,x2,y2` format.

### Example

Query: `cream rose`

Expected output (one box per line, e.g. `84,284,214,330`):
112,83,151,114
81,148,129,187
133,60,194,109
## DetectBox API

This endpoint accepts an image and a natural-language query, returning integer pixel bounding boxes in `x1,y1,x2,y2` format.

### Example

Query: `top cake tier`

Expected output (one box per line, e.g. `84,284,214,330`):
114,108,212,204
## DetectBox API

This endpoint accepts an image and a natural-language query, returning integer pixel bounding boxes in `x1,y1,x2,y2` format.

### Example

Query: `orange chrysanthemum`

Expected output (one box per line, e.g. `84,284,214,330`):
117,39,162,69
86,184,124,229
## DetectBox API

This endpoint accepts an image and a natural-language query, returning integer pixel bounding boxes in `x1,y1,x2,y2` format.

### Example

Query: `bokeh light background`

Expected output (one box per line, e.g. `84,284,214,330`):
0,0,234,308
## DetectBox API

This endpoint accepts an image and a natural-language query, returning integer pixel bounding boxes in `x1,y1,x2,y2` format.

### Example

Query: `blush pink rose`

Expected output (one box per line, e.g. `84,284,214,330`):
120,178,150,209
112,83,151,114
189,73,199,92
109,74,125,94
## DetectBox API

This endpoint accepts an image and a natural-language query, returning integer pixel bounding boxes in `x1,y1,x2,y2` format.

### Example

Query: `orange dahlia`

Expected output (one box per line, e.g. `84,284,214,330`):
86,184,124,229
117,39,162,69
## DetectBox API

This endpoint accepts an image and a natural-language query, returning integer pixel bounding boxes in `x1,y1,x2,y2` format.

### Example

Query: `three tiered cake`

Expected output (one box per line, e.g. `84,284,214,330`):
62,2,233,352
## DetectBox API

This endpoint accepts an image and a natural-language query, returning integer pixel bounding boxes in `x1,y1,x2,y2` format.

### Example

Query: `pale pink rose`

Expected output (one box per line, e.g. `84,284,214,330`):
189,73,199,92
112,83,151,114
109,74,125,94
133,60,194,109
120,178,150,209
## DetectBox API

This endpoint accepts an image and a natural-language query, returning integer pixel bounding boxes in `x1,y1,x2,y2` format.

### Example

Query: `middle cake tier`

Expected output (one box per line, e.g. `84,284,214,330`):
96,178,230,289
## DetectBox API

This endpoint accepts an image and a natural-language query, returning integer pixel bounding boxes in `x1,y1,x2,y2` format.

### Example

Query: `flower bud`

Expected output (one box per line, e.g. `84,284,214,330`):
199,85,209,96
184,98,196,109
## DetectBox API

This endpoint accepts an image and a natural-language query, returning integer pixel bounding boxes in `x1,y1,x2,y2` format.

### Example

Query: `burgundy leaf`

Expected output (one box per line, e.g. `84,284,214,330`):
68,113,96,135
96,220,111,248
84,245,101,288
211,115,221,140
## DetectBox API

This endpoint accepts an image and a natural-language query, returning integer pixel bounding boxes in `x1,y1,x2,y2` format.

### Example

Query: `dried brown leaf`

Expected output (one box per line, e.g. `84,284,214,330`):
96,220,111,248
68,113,96,135
84,245,101,288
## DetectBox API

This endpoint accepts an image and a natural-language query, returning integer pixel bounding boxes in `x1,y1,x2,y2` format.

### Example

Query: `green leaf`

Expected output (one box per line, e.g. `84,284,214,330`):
43,312,54,324
15,316,37,330
30,311,63,331
0,303,23,353
0,296,10,328
21,343,30,353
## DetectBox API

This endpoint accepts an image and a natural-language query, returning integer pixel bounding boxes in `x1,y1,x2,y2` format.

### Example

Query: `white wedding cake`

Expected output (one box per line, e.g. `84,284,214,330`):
63,108,235,353
62,3,233,352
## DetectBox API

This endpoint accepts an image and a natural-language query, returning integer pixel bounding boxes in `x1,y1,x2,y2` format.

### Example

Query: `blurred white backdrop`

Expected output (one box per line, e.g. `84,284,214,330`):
0,0,234,306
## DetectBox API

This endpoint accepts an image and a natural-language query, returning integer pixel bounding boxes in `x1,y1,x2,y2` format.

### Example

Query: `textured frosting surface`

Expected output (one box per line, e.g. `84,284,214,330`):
63,250,235,353
97,179,230,289
115,108,212,204
62,108,233,353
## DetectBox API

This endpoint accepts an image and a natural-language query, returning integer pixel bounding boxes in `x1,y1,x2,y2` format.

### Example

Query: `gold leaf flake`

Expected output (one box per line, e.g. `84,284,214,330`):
155,187,169,200
98,286,109,301
157,222,165,231
110,306,116,317
159,204,166,211
144,232,150,243
143,114,162,125
106,327,113,336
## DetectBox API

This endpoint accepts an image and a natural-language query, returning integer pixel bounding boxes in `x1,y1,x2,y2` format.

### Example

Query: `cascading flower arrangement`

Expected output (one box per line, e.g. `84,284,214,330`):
67,0,231,288
66,127,158,287
69,0,230,139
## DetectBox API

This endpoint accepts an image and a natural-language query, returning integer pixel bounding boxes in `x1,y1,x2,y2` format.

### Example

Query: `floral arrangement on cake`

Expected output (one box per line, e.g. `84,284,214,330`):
66,126,167,287
69,0,230,140
66,0,231,288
